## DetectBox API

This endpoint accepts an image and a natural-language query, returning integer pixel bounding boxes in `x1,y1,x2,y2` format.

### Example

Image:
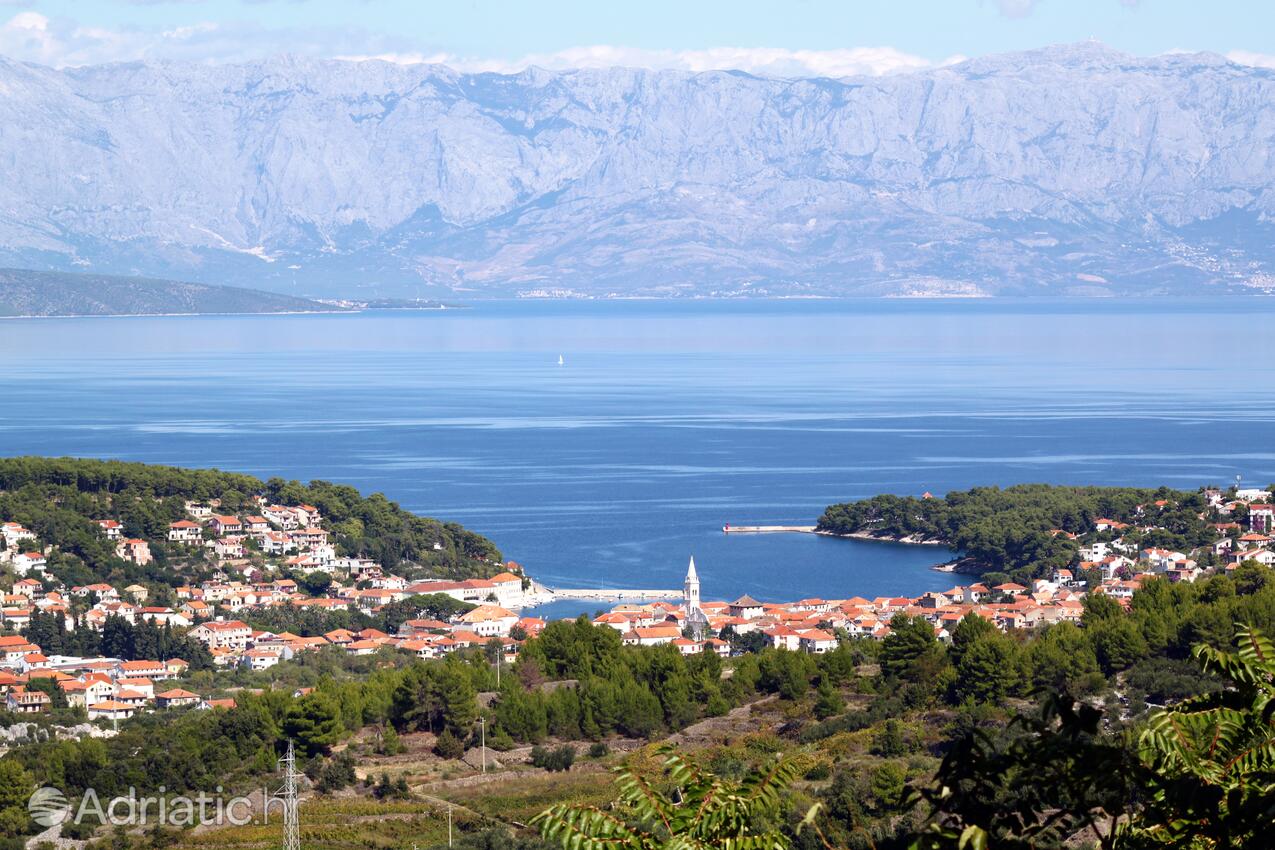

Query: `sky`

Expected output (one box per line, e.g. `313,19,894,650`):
1,0,1273,75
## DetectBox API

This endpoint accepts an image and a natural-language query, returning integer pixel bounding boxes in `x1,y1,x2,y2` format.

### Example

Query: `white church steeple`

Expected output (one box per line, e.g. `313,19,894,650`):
683,556,700,612
683,556,708,639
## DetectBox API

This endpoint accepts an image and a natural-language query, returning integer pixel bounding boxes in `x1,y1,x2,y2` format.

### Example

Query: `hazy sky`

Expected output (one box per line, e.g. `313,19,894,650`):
2,0,1273,73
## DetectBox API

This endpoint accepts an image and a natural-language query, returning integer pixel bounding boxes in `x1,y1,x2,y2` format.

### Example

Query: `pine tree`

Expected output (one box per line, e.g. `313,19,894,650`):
813,678,843,719
283,692,344,757
949,612,997,668
100,614,134,659
1091,618,1149,675
437,660,477,737
880,614,941,681
954,633,1021,705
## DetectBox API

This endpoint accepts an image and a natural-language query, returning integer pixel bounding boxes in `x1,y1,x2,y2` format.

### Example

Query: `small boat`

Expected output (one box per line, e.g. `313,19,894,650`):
557,355,564,366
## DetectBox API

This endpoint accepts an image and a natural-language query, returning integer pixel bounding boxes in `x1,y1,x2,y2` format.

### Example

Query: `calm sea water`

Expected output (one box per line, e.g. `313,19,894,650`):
4,299,1275,608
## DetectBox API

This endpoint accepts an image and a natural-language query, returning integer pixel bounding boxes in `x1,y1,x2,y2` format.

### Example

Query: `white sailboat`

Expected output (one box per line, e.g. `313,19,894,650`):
557,354,564,366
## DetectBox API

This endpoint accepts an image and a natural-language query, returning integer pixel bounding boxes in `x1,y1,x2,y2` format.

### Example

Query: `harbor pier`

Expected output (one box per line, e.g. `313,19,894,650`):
722,524,817,533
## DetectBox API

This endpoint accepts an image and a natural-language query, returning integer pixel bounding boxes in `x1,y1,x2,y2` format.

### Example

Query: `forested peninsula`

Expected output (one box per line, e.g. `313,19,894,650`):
0,268,342,318
817,484,1226,582
0,456,501,589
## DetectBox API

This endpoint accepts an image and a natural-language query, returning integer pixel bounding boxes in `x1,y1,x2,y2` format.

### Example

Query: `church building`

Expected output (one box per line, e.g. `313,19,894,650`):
683,556,709,640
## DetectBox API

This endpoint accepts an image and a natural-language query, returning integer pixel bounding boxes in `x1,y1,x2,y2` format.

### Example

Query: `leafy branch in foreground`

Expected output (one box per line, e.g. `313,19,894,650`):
1128,624,1275,848
531,744,800,850
905,624,1275,850
904,693,1140,850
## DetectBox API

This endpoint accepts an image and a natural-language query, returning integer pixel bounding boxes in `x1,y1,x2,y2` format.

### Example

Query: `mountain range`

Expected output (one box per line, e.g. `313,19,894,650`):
1,42,1274,298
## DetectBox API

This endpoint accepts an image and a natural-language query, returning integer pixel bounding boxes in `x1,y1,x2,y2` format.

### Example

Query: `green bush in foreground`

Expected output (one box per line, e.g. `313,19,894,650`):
530,745,576,773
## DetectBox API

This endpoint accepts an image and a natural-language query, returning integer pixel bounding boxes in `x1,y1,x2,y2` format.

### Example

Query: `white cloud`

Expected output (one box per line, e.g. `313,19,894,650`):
343,45,954,78
0,12,380,66
0,12,949,78
1227,49,1275,70
0,12,59,64
0,11,174,65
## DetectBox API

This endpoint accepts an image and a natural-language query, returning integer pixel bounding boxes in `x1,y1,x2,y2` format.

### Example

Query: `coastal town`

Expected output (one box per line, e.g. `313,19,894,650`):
588,487,1274,649
0,491,542,720
0,481,1271,724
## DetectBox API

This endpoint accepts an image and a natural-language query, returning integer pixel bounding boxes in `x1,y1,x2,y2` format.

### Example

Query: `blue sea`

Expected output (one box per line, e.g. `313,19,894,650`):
4,298,1275,612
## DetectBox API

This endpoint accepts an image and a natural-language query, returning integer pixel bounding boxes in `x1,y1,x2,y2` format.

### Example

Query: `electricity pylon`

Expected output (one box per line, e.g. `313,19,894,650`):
278,739,300,850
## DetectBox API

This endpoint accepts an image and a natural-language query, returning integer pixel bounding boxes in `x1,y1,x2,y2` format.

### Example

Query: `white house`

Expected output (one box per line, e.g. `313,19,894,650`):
0,523,34,549
1232,548,1275,566
12,552,46,576
1140,548,1190,573
258,532,297,556
184,502,213,518
454,604,520,637
292,528,329,550
762,626,801,651
242,516,270,534
798,629,838,654
87,699,136,722
240,647,283,671
116,677,155,698
1078,541,1111,562
138,607,191,628
621,625,681,646
190,619,253,650
7,687,50,713
488,572,526,608
1249,504,1275,534
168,521,202,543
116,659,167,679
209,515,243,536
728,595,765,619
156,688,200,708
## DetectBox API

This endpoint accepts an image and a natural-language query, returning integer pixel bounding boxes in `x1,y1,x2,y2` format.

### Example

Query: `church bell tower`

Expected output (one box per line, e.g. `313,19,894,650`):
684,555,701,612
683,556,708,639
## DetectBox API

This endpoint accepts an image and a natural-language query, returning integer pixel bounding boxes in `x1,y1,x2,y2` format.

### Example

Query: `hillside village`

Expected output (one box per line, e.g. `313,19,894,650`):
0,488,535,722
1,481,1272,726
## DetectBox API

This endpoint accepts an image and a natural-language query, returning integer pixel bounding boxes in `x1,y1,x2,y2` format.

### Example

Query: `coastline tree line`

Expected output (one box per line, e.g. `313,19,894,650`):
0,456,503,591
816,484,1225,581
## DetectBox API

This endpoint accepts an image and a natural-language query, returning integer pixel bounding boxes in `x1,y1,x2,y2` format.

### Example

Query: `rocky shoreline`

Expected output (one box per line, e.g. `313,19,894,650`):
817,528,963,573
819,529,949,546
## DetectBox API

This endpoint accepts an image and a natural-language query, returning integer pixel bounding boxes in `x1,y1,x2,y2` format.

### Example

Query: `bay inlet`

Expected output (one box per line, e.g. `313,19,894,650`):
2,298,1273,607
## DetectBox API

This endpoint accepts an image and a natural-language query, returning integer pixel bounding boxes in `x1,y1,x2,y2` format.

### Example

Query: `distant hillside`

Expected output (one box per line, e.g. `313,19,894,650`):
0,267,340,317
1,44,1274,296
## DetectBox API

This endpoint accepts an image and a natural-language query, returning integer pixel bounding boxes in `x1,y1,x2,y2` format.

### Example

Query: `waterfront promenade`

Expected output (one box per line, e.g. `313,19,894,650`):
549,587,680,601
